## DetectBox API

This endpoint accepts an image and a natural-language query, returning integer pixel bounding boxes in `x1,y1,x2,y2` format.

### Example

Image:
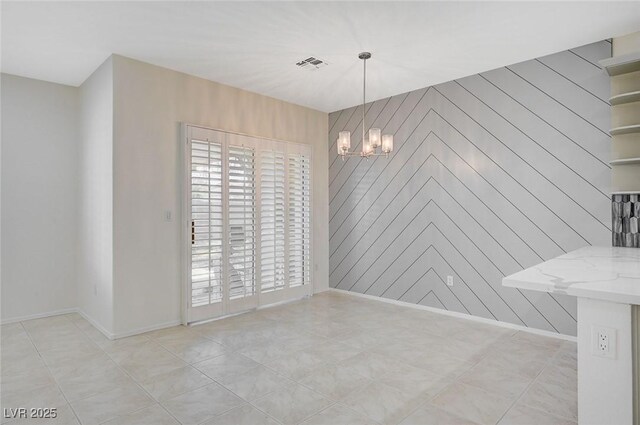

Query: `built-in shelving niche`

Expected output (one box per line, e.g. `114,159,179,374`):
602,52,640,219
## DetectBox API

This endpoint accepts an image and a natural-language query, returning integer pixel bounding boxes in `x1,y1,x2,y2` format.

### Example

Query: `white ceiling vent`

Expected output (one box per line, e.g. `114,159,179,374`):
296,56,328,70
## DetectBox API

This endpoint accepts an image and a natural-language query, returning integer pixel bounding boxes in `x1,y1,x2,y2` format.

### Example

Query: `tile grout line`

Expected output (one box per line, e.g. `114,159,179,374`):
66,315,184,425
18,316,84,425
78,327,178,424
492,343,572,425
148,326,312,424
97,338,230,425
4,294,576,425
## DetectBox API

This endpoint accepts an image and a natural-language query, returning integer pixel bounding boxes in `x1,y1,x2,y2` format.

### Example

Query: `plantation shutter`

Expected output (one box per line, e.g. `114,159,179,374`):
227,144,256,300
190,139,224,307
288,152,311,288
260,149,286,292
185,125,312,322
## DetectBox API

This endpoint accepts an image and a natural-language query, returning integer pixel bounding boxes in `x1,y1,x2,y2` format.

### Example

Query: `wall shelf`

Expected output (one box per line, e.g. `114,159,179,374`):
610,125,640,136
610,158,640,166
600,52,640,76
610,91,640,106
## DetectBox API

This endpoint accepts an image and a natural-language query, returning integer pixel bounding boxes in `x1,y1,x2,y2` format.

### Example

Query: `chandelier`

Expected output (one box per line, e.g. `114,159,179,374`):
337,52,394,159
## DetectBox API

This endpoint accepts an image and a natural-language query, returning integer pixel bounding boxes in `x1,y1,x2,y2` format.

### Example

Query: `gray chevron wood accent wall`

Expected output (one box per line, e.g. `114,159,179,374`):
328,40,612,336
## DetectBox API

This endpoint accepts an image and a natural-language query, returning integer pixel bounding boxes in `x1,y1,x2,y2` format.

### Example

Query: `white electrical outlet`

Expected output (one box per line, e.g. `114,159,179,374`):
447,275,454,286
165,210,173,222
592,325,616,359
599,333,609,352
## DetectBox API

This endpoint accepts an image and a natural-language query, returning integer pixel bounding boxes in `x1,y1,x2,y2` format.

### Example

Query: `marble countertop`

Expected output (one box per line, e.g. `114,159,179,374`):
502,246,640,305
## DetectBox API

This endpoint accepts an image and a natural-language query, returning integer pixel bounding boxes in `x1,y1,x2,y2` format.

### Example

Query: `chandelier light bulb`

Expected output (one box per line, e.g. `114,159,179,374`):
362,139,373,156
369,128,381,149
382,134,393,154
338,131,351,153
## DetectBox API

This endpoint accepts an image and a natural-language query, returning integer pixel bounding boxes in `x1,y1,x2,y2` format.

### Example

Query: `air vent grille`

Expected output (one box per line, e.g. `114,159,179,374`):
296,56,328,70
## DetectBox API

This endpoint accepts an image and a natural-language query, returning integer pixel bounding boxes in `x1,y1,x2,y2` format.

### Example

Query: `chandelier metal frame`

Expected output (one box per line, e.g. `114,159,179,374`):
337,52,394,160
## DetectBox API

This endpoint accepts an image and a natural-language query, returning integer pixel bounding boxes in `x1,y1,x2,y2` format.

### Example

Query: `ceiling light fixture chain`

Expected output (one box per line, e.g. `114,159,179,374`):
337,52,394,160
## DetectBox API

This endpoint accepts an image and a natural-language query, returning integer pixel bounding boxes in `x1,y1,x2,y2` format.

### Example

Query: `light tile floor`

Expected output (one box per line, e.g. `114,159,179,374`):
0,292,577,425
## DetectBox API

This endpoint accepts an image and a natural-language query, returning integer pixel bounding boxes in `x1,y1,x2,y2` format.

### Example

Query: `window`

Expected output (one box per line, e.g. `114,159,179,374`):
185,126,312,322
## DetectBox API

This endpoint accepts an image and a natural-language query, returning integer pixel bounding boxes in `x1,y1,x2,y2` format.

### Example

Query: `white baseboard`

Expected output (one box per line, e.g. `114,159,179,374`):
329,288,577,342
77,309,115,340
111,320,182,340
0,307,118,340
2,290,575,343
78,310,182,340
0,307,78,325
2,307,181,341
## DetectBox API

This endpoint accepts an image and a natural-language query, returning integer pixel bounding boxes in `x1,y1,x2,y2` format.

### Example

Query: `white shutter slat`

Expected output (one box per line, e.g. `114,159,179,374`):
260,150,286,292
288,153,311,288
227,145,257,300
190,138,224,307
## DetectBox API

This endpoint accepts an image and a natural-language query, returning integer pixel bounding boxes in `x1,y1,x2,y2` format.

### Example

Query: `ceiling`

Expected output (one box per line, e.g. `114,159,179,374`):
2,2,640,113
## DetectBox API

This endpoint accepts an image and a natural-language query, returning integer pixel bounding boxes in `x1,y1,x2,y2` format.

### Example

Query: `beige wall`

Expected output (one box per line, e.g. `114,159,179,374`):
77,57,115,335
613,31,640,57
1,74,79,322
111,55,328,336
611,31,640,192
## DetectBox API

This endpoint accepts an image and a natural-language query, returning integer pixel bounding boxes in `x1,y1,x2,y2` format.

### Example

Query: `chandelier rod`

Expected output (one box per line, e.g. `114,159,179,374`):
362,54,366,144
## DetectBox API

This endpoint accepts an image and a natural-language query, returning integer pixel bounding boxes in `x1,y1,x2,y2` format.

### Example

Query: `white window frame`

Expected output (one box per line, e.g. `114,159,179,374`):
181,124,313,324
